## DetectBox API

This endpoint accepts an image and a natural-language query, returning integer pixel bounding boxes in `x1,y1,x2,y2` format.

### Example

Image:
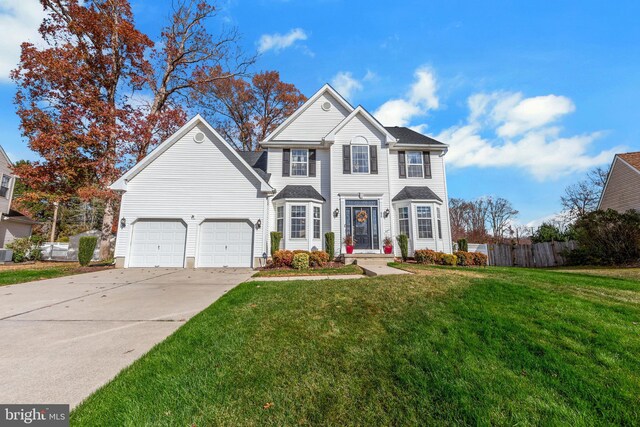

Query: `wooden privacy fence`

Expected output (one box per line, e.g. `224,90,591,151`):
487,241,578,268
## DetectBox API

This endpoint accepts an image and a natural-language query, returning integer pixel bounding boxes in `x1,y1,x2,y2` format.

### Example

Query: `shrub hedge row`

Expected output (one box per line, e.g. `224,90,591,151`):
414,249,487,267
271,250,330,269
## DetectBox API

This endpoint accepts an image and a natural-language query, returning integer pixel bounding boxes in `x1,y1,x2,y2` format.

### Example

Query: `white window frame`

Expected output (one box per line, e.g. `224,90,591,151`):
276,205,284,235
436,207,442,239
351,145,370,174
0,175,10,199
290,205,307,239
398,207,410,237
291,149,308,177
313,206,321,239
406,151,424,178
416,205,434,239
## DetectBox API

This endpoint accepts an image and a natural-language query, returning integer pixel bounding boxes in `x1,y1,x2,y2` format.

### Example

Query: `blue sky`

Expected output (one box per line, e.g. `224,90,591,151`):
1,0,639,225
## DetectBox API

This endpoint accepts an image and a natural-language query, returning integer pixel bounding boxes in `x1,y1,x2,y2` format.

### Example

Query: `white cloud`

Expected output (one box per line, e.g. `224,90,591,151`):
257,28,308,54
0,0,45,82
374,66,439,127
330,71,362,100
437,91,622,180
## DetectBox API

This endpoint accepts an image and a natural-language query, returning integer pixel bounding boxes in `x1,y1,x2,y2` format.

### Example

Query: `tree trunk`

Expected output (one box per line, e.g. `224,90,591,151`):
100,199,115,260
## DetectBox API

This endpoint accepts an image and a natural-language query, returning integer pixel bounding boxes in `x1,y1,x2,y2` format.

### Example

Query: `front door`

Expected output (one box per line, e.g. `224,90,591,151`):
353,207,371,249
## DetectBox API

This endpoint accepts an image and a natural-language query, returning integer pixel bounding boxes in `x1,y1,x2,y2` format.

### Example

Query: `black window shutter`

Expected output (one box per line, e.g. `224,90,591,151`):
423,151,431,178
282,149,290,176
309,149,316,177
370,146,378,174
343,145,351,174
398,151,406,178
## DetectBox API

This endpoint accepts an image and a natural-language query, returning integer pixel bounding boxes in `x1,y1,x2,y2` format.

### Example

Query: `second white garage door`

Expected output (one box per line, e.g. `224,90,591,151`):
129,220,187,267
197,221,253,267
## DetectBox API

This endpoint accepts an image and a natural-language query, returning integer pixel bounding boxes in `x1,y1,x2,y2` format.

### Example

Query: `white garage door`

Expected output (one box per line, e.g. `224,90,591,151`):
129,220,187,267
198,221,253,267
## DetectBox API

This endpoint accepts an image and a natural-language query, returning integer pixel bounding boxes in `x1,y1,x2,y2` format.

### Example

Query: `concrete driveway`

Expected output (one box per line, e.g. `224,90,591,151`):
0,267,252,407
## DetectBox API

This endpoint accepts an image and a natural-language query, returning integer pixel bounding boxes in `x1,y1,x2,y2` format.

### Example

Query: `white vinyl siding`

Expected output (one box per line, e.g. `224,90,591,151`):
416,206,433,239
291,149,308,176
406,151,423,178
290,205,306,239
272,93,350,141
351,145,369,174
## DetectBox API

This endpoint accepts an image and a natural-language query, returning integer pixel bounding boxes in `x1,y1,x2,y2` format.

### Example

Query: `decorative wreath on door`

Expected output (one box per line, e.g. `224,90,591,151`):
356,210,368,223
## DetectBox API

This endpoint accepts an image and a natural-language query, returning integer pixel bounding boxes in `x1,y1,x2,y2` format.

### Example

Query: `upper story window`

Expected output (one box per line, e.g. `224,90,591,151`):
398,207,410,236
0,175,10,198
406,151,424,178
291,149,308,176
351,146,370,174
290,205,306,239
417,206,433,239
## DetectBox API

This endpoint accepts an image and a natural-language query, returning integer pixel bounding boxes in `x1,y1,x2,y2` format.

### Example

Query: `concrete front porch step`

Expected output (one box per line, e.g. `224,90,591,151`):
357,261,410,277
344,253,396,265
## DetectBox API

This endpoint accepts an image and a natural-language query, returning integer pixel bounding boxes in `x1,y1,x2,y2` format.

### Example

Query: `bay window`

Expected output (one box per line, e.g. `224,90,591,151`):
417,206,433,239
276,206,284,234
313,206,321,239
398,207,410,236
290,205,306,239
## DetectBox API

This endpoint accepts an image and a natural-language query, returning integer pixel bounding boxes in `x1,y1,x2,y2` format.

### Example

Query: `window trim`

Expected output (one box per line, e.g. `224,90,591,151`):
289,205,307,239
406,151,424,178
276,205,284,235
0,174,10,199
436,207,442,239
350,145,370,174
290,148,309,177
313,206,321,239
398,206,410,237
416,205,434,239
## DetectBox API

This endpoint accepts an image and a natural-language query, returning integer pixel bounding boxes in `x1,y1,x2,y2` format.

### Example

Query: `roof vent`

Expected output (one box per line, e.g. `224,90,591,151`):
194,132,205,143
321,101,332,111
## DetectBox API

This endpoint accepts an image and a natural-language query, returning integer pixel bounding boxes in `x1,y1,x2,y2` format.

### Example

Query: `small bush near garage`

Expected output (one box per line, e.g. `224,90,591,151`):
272,250,294,267
396,234,409,261
7,236,43,263
325,232,335,260
78,236,98,266
292,253,309,270
270,232,282,257
414,249,438,264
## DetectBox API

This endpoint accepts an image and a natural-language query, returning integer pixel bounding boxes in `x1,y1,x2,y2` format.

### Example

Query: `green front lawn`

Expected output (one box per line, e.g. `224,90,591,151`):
71,266,640,425
252,263,363,277
0,265,76,286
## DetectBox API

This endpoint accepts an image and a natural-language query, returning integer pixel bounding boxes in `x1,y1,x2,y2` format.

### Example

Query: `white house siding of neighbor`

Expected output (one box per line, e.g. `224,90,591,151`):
599,152,640,213
0,146,36,247
110,84,453,268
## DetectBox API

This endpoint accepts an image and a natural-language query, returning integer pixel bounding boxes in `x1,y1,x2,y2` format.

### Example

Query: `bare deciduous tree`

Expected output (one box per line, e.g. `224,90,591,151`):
560,166,609,219
487,197,519,239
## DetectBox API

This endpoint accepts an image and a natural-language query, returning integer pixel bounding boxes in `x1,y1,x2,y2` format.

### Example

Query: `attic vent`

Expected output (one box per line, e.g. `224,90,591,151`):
194,132,205,143
321,101,332,111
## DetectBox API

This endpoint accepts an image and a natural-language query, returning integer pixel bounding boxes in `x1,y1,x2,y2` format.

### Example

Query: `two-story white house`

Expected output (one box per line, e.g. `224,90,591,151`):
110,85,452,268
0,146,37,247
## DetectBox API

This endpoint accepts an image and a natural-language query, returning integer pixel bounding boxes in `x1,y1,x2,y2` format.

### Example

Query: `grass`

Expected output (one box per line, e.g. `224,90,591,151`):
252,263,363,277
71,266,640,426
0,262,113,287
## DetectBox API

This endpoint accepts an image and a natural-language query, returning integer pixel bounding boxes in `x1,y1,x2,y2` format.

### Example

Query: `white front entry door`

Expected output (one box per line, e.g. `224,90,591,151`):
129,220,187,267
197,221,253,267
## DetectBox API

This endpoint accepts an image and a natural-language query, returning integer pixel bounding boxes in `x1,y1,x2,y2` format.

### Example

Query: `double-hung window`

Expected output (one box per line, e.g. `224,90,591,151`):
276,206,284,234
0,175,10,198
436,207,442,239
398,207,410,237
290,205,306,239
417,206,433,239
351,145,369,173
291,149,308,176
313,206,321,239
406,151,424,178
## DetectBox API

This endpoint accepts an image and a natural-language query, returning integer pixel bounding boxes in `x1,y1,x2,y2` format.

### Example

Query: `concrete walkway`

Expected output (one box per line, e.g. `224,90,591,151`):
0,268,252,407
357,261,411,277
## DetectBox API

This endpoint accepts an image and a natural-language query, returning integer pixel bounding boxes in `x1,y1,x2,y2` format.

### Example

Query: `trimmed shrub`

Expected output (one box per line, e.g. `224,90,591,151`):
309,250,329,267
272,250,294,268
457,238,468,252
7,236,43,263
292,250,310,255
472,252,488,266
270,232,282,257
414,249,438,264
396,234,409,262
292,253,309,270
78,236,98,266
324,232,335,261
439,254,458,266
454,250,473,266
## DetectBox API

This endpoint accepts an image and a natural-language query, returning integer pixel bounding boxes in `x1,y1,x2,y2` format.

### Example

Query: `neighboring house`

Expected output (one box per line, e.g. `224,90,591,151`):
599,151,640,212
110,85,452,268
0,146,37,247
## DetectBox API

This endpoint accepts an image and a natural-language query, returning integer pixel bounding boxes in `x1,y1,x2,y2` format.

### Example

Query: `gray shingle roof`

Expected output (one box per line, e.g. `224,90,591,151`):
273,185,325,201
238,150,270,181
392,186,442,202
385,126,446,146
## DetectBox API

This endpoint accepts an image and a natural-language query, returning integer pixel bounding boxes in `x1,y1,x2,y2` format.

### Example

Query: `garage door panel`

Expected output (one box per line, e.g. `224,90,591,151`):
197,221,253,267
130,220,186,268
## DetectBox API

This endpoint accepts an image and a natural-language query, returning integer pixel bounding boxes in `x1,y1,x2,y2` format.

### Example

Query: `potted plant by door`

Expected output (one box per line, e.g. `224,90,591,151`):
383,236,393,254
343,235,355,254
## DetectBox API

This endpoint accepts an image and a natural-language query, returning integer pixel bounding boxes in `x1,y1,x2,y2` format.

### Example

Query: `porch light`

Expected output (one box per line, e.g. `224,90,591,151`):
333,208,339,218
256,219,262,229
384,209,390,218
120,217,126,228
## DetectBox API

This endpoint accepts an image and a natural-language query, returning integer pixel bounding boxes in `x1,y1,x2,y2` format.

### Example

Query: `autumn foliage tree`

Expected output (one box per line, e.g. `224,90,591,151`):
195,71,306,151
12,0,253,257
